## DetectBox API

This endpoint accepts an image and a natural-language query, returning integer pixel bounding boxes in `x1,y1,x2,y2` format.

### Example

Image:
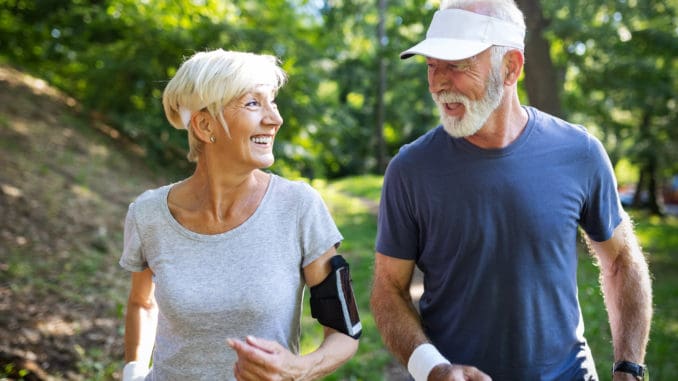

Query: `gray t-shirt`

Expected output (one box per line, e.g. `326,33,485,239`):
119,174,343,380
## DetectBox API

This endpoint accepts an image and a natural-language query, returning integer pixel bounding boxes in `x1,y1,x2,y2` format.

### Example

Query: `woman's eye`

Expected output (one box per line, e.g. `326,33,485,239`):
245,99,260,107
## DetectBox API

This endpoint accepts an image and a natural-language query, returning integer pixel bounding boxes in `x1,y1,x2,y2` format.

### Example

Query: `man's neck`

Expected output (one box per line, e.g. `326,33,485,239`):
464,98,528,149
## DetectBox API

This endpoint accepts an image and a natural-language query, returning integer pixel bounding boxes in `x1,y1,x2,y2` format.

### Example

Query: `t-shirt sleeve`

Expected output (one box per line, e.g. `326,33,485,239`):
375,157,418,260
118,202,148,272
299,184,343,268
580,135,623,242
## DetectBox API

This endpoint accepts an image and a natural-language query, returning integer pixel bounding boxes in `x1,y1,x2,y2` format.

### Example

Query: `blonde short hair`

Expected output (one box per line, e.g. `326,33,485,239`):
163,49,287,162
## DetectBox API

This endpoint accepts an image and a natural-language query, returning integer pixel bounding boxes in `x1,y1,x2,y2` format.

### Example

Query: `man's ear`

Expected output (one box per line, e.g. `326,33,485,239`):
503,49,524,86
190,111,214,144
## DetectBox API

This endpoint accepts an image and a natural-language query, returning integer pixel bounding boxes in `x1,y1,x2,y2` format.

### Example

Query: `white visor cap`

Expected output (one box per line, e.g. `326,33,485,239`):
400,9,525,61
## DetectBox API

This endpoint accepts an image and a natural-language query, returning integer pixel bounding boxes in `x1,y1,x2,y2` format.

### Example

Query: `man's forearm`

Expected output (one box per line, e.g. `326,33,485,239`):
371,284,429,366
602,252,652,362
598,218,653,363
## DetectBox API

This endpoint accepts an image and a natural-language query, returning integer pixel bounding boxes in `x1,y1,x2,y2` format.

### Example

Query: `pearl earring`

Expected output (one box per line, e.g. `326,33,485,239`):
210,136,216,143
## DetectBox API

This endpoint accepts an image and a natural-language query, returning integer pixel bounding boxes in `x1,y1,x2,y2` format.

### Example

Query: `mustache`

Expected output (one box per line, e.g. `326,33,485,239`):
432,91,470,107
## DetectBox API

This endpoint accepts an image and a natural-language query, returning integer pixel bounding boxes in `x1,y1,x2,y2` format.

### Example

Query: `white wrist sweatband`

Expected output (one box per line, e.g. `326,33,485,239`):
407,343,451,381
122,361,150,381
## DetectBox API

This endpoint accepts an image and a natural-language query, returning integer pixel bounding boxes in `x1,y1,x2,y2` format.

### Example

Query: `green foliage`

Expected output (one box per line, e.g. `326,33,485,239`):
542,0,678,176
0,0,676,180
0,0,447,178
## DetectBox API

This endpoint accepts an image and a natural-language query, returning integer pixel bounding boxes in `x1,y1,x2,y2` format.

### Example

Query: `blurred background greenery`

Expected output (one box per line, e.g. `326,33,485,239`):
1,0,676,196
0,0,676,380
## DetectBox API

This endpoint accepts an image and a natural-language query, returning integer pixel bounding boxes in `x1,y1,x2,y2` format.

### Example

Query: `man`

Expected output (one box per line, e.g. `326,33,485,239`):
370,1,652,380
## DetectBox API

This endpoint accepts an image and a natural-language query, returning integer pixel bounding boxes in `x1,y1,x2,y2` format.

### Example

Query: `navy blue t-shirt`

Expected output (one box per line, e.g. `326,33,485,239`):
376,106,622,380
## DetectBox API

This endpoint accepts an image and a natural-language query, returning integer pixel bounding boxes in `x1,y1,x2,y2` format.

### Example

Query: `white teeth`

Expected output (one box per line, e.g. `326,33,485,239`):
251,136,272,144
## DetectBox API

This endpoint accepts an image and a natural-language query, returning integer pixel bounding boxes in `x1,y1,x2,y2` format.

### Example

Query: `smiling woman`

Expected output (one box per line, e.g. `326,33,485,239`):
162,50,287,164
118,49,360,381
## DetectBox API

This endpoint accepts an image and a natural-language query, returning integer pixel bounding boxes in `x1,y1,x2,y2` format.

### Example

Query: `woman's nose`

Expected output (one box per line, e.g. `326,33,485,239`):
264,104,283,127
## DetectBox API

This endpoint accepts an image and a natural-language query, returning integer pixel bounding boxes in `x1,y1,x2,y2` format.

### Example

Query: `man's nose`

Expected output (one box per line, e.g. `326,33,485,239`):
428,67,451,94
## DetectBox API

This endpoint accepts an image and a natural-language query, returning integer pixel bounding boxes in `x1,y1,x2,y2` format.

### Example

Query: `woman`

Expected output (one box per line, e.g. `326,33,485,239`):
120,49,359,380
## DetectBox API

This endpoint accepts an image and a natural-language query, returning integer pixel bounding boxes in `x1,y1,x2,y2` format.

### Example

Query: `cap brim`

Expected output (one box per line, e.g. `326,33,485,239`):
400,38,492,61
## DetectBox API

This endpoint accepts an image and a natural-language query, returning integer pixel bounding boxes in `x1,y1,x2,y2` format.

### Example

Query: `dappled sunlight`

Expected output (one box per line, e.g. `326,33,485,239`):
88,143,109,158
0,66,77,108
1,183,23,198
9,119,30,136
633,214,678,258
36,316,76,337
665,319,678,337
70,184,97,201
313,182,373,220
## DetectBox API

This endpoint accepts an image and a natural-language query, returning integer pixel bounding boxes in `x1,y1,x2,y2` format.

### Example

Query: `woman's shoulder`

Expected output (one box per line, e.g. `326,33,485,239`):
134,184,172,202
270,174,316,194
268,174,323,207
127,183,173,214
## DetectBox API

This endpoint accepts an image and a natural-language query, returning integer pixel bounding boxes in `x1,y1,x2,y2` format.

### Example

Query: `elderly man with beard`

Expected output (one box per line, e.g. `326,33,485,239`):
370,1,652,381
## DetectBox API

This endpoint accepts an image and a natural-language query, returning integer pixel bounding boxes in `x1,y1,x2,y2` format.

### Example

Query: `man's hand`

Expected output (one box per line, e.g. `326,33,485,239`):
228,336,308,381
428,363,492,381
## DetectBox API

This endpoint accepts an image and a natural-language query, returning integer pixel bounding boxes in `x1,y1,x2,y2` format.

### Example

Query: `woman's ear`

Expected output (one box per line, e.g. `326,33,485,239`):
503,49,524,86
190,111,215,144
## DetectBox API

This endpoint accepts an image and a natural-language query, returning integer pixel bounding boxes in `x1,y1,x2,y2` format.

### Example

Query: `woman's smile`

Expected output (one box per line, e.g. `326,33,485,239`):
250,134,274,147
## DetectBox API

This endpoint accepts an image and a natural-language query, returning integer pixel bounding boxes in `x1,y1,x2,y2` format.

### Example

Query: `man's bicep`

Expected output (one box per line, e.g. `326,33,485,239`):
586,214,638,274
373,252,416,294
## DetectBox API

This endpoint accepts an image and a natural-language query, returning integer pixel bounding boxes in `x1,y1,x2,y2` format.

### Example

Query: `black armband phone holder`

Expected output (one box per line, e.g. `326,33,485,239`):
309,255,362,339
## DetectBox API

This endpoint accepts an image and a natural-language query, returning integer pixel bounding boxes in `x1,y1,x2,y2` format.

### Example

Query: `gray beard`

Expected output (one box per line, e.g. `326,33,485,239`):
432,67,504,138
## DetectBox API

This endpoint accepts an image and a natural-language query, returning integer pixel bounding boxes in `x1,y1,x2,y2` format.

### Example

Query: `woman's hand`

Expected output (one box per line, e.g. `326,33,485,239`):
228,336,309,381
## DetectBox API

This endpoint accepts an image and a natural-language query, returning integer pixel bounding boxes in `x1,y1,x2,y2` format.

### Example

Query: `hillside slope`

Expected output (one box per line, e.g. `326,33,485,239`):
0,65,171,380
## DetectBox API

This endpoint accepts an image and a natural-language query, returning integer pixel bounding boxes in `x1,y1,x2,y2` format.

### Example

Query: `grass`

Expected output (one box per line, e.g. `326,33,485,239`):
309,176,678,381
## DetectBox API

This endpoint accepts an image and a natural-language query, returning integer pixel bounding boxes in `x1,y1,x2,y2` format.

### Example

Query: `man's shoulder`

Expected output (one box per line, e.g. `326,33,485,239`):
527,106,607,162
528,106,589,138
393,126,444,161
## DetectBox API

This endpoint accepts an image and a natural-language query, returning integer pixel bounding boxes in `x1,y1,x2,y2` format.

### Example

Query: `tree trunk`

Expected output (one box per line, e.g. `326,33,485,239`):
514,0,563,117
374,0,388,173
634,164,665,216
646,160,665,216
633,169,646,208
633,110,665,215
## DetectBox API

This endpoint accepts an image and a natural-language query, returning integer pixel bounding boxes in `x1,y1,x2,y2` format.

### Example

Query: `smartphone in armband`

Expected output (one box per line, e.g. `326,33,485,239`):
332,256,362,338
